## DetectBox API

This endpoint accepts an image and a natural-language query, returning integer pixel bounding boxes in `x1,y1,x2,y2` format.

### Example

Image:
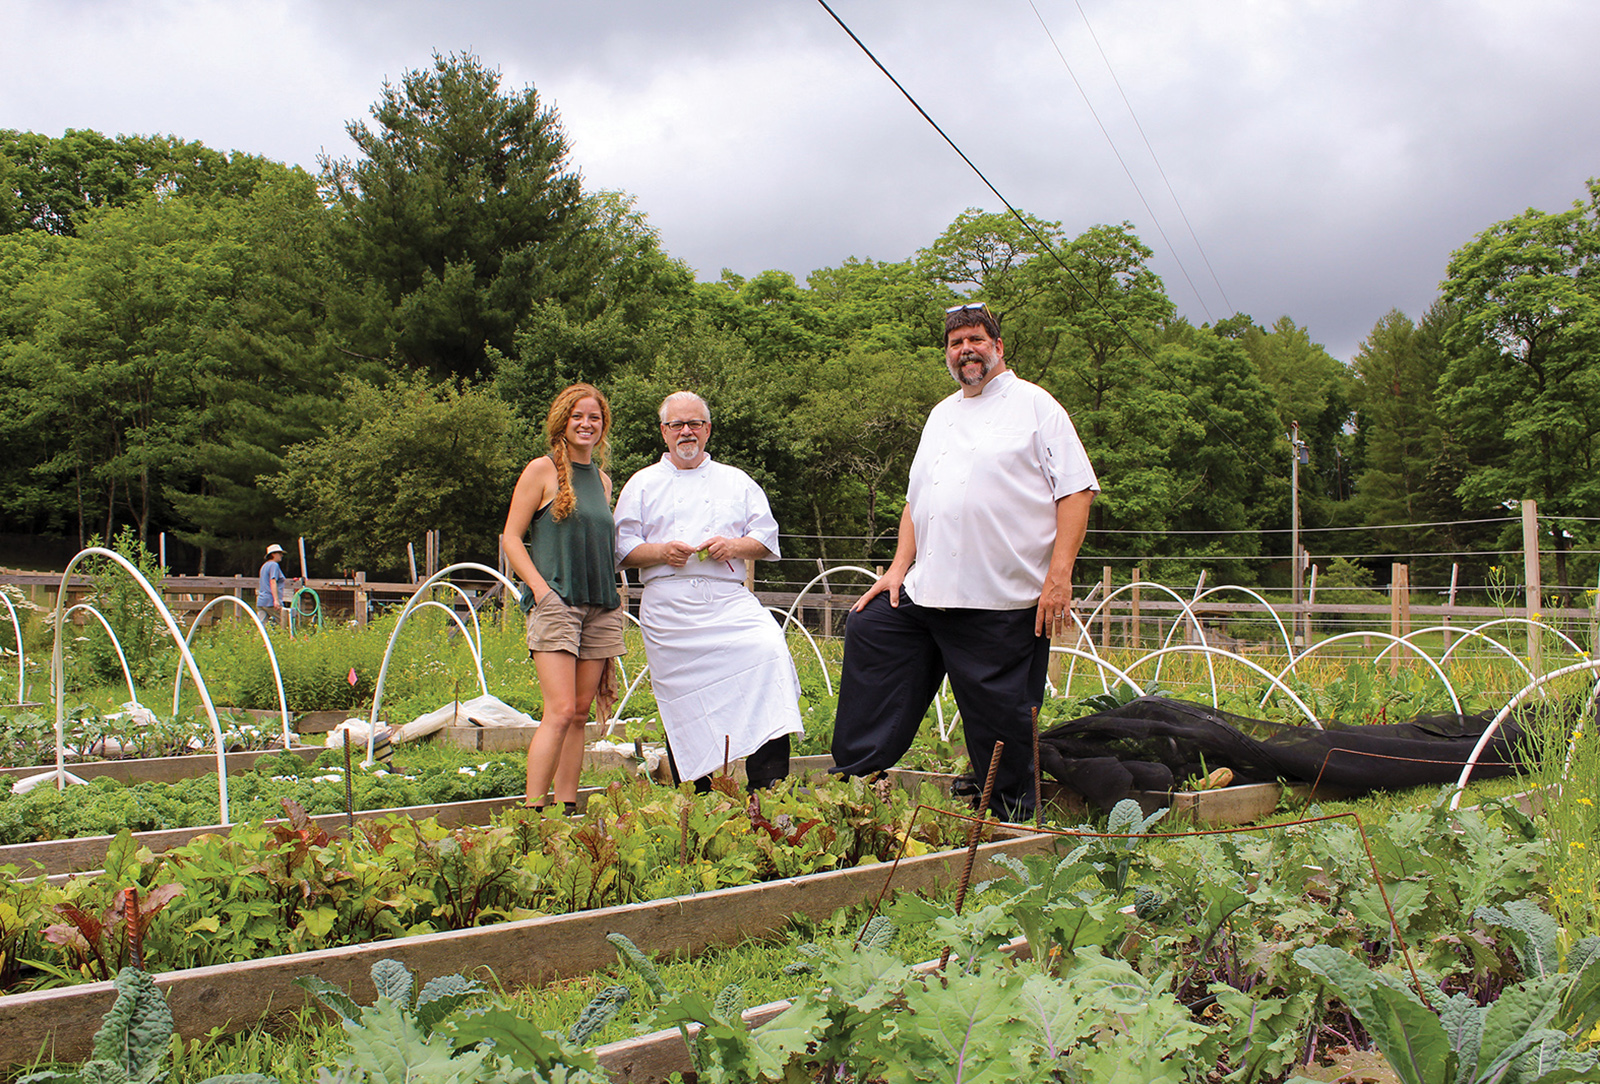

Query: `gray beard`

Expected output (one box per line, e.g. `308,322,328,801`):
948,351,995,386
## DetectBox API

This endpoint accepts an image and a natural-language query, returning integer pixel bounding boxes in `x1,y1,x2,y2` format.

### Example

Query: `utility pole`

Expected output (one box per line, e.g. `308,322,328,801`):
1290,422,1308,651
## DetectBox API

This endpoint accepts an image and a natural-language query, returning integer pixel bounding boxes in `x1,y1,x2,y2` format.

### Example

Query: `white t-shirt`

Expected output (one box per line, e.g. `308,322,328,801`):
902,370,1099,610
613,455,781,585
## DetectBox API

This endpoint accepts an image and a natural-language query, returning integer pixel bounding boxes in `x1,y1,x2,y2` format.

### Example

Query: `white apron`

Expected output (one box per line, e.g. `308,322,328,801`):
639,576,803,781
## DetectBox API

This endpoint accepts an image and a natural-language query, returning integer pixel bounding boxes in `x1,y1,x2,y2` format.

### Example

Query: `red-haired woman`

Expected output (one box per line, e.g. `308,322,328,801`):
500,383,625,813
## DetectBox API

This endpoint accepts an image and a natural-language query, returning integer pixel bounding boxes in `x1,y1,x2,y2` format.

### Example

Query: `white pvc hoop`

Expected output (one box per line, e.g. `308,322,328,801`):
61,603,142,714
412,580,486,660
53,548,231,823
1120,644,1323,728
1047,646,1148,700
1395,624,1534,692
1082,580,1220,695
170,596,293,749
1440,617,1586,668
1272,630,1463,721
366,599,490,764
1449,657,1600,808
1190,584,1295,657
604,609,651,735
782,565,880,627
766,606,833,697
366,563,522,763
1,591,24,703
1057,608,1114,699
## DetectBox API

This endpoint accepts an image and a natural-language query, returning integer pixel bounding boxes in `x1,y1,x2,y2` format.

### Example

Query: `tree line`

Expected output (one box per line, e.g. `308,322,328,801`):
2,52,1597,595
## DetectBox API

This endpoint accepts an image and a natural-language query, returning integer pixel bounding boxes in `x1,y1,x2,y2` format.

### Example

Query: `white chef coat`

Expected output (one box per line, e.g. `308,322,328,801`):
613,455,802,780
902,370,1099,610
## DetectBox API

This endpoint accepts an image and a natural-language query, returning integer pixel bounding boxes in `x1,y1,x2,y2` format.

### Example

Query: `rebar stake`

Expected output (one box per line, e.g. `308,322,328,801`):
343,733,354,832
940,740,1004,971
1031,705,1042,831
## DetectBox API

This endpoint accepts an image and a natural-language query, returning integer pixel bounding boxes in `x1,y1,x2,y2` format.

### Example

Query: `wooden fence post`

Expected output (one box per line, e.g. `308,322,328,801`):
1389,563,1404,675
1523,499,1543,676
1398,563,1411,650
354,571,367,628
817,559,833,640
1101,567,1113,652
1443,563,1458,652
1306,563,1318,647
1131,567,1142,651
1590,562,1600,656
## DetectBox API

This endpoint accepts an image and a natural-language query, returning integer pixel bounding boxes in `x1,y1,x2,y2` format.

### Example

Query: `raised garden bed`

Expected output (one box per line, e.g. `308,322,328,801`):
0,828,1053,1066
0,745,322,788
832,754,1312,828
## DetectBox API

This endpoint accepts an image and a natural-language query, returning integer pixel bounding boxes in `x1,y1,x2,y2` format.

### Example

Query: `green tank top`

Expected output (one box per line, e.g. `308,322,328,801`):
527,458,621,609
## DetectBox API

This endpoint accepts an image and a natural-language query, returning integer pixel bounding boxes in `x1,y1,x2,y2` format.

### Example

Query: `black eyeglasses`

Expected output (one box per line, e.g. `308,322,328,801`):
945,301,990,314
663,419,708,432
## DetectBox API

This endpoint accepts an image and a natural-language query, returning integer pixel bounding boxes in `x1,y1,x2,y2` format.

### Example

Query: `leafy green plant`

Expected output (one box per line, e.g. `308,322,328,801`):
17,966,273,1084
297,957,612,1084
69,527,171,691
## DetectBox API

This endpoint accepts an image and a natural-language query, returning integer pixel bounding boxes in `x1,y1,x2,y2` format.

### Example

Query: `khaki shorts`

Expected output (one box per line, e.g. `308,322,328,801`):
525,591,626,659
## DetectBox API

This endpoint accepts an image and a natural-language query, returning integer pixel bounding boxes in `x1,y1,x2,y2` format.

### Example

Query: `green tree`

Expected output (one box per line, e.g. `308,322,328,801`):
916,208,1063,368
805,256,954,354
787,347,950,562
1070,326,1280,582
1238,316,1354,544
321,51,594,380
0,128,275,236
1440,178,1600,595
0,167,346,562
268,376,528,576
1017,222,1175,385
1345,305,1486,583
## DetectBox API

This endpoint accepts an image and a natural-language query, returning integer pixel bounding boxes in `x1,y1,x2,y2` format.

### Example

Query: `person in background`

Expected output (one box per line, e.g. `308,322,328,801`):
830,302,1099,821
500,383,626,815
256,543,288,625
613,390,802,791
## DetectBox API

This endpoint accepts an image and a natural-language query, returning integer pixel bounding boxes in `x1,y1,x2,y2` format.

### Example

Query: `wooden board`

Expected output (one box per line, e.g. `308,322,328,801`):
0,831,1056,1067
0,746,321,787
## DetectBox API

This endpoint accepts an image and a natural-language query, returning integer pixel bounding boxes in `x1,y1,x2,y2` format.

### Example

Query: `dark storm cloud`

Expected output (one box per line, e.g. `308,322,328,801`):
3,0,1597,361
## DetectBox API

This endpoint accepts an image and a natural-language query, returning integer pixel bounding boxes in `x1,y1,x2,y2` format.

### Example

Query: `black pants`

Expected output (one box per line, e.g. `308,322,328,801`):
666,733,791,792
830,591,1048,815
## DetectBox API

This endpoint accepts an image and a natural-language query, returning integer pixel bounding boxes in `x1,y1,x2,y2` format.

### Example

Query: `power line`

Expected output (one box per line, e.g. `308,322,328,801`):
1064,0,1235,316
812,0,1273,477
1025,0,1215,322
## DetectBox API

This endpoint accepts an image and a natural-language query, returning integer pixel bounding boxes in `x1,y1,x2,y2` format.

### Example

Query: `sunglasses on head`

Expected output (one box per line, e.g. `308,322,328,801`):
945,301,990,315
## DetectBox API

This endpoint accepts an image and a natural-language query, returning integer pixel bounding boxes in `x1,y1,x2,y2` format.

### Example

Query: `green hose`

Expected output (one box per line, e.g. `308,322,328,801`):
290,585,322,634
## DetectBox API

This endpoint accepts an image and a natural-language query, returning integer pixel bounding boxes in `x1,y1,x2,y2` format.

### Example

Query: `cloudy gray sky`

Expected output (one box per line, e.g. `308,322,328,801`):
4,0,1597,360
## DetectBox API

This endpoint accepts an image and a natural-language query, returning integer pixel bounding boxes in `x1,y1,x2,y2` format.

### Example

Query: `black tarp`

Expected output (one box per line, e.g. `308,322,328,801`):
1035,695,1533,811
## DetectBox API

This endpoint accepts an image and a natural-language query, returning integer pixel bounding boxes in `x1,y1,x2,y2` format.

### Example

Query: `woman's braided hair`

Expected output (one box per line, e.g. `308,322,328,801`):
544,383,612,522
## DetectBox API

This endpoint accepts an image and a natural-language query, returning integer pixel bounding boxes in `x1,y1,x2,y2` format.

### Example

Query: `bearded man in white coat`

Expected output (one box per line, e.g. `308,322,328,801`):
614,391,803,790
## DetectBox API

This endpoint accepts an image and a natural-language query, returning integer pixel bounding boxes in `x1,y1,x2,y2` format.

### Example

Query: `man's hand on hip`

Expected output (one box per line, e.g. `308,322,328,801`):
854,567,908,612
